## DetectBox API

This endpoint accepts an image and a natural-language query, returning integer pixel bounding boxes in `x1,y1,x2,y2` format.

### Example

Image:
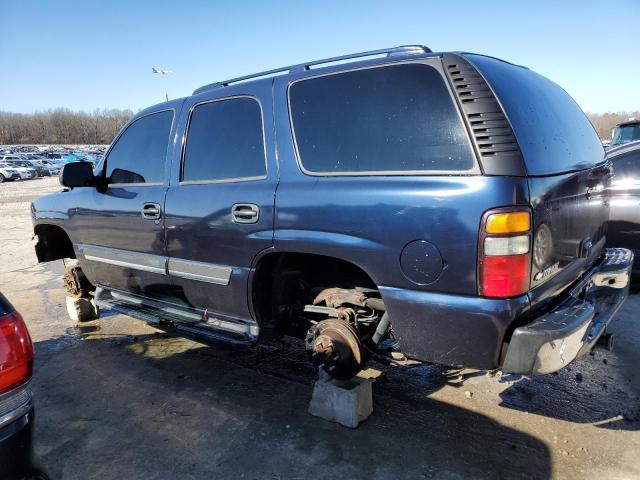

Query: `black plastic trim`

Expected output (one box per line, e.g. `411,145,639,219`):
442,53,527,177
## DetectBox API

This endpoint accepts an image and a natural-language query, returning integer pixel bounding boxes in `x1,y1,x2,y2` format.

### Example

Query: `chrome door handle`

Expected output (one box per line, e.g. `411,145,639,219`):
142,202,162,220
232,203,259,224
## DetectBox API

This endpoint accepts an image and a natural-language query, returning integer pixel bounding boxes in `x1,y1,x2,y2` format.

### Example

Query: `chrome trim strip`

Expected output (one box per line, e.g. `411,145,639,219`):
78,244,167,275
179,175,267,186
167,257,232,285
76,244,234,285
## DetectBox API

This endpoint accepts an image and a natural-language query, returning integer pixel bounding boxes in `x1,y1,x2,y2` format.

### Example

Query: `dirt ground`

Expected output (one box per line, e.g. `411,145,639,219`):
1,177,639,480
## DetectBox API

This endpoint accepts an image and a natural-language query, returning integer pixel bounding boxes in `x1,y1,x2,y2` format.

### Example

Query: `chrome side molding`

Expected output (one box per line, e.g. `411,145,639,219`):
167,257,232,285
76,243,233,285
78,244,166,274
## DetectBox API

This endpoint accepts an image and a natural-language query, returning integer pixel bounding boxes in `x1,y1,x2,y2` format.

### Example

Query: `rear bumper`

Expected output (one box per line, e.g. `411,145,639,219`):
502,248,633,375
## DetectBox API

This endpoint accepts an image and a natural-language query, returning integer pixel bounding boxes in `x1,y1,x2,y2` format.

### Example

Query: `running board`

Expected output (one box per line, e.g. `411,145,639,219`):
94,287,259,346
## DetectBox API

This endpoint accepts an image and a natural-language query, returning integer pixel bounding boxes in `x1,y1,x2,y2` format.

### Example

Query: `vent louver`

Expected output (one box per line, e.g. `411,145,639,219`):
443,54,526,176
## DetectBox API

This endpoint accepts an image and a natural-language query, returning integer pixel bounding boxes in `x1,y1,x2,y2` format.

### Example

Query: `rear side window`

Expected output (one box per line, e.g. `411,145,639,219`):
106,110,173,184
466,54,605,175
289,63,475,174
182,97,266,182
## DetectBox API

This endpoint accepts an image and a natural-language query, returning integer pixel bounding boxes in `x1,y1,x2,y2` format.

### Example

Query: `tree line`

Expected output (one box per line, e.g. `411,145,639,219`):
0,108,133,145
0,108,638,145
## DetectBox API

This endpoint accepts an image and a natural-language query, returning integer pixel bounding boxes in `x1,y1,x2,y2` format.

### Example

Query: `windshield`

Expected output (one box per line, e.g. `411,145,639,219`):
611,124,640,146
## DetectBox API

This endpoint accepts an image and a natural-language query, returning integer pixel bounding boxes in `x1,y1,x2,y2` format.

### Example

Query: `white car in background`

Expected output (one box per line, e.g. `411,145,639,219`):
0,162,21,182
0,155,37,179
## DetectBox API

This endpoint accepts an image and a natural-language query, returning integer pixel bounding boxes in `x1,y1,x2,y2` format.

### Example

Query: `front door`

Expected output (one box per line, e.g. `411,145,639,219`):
163,80,277,326
72,107,178,298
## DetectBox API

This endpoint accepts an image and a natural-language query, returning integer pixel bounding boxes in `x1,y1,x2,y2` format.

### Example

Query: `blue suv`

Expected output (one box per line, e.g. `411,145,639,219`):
32,46,632,380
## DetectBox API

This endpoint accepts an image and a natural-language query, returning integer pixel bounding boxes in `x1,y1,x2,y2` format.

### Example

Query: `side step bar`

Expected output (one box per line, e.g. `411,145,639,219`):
94,287,259,346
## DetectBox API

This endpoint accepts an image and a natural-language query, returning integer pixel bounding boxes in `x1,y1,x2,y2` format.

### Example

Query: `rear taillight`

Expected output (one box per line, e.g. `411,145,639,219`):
478,208,532,298
0,311,34,395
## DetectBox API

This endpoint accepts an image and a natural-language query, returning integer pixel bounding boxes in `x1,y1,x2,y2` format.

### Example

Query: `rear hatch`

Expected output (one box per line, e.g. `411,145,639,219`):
465,54,610,307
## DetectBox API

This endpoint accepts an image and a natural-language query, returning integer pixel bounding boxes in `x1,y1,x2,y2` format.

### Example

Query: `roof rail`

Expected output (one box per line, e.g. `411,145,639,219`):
193,45,432,95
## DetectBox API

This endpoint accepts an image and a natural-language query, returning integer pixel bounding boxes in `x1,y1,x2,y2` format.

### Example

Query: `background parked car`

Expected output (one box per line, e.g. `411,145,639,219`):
7,159,49,177
610,119,640,147
606,140,640,279
0,156,37,179
0,292,44,480
30,159,61,175
0,163,21,182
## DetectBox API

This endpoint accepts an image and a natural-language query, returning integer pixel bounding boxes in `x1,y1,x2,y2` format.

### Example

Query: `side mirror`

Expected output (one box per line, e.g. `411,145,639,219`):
60,162,96,188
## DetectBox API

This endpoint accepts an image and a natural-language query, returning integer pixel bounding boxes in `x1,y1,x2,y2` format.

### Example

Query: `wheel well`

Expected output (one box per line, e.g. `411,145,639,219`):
34,224,75,262
252,253,378,333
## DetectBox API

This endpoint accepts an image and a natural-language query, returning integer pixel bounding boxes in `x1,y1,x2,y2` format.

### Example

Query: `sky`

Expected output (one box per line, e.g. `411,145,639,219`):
1,0,639,115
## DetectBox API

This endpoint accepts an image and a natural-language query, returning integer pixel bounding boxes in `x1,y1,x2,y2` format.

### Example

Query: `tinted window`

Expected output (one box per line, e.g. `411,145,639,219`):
183,98,266,182
612,125,640,146
466,54,605,175
106,110,173,184
289,63,474,174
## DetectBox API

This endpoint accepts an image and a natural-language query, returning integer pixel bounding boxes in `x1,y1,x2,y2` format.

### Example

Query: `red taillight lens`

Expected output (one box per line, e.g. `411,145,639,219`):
479,254,530,298
479,208,532,298
0,311,34,395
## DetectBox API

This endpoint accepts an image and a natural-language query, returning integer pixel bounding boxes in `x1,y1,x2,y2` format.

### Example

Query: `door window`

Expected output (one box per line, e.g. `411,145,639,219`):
105,110,173,184
182,97,266,183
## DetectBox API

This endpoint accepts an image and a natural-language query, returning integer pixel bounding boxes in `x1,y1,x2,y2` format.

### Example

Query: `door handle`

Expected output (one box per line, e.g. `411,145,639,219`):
232,203,259,224
142,202,162,220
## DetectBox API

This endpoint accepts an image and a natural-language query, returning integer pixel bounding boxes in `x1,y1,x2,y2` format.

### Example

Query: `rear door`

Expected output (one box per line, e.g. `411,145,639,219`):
465,54,610,306
163,79,276,325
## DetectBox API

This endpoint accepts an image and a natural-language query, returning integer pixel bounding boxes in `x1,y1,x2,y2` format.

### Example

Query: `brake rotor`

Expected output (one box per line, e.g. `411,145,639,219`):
306,318,364,380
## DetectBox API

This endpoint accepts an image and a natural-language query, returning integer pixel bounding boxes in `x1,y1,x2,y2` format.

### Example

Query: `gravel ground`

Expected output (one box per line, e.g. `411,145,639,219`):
1,177,639,479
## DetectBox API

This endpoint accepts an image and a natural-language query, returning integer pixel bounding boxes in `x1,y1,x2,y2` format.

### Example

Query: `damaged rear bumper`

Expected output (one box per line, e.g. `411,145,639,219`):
502,248,633,375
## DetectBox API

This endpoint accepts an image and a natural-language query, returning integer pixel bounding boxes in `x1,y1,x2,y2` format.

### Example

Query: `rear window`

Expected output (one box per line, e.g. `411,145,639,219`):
289,63,475,174
466,54,605,175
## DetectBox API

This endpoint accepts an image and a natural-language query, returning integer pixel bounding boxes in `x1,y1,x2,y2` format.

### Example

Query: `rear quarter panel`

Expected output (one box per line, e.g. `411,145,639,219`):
273,69,530,296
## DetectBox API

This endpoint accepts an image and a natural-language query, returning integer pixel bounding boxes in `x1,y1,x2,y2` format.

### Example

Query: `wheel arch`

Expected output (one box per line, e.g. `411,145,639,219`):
33,223,75,262
250,251,379,329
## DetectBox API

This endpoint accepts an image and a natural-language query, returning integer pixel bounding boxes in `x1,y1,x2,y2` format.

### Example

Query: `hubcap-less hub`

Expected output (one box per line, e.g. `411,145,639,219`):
306,319,364,380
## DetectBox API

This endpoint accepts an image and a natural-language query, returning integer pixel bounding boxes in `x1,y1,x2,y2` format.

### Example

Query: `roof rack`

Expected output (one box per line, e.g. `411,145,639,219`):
193,45,432,95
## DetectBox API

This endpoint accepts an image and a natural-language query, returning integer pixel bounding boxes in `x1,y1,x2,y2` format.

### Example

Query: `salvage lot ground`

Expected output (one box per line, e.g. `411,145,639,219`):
1,177,639,479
